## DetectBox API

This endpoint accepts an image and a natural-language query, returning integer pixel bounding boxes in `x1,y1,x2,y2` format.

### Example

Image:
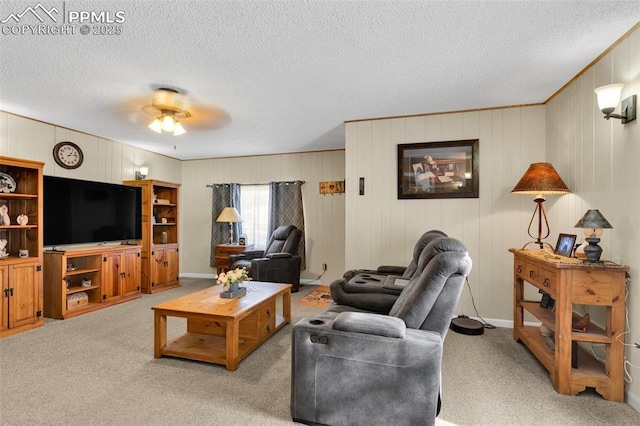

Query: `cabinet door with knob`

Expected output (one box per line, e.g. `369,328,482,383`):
150,243,179,291
121,248,141,297
102,252,122,303
151,247,167,289
1,262,42,336
103,248,142,302
164,245,179,287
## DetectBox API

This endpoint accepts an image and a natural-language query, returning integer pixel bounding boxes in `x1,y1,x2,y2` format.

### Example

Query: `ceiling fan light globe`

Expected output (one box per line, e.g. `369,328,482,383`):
173,121,186,136
161,114,175,132
148,118,163,133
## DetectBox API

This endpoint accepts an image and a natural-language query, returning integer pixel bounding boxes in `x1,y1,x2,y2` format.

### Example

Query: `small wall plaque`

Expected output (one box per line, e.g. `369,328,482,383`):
319,180,345,195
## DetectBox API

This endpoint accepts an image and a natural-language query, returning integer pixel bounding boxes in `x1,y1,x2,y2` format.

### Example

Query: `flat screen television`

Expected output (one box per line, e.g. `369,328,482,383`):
43,176,142,247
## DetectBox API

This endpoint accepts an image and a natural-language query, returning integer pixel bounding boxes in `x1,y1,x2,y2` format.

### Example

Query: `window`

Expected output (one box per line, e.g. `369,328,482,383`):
240,184,269,249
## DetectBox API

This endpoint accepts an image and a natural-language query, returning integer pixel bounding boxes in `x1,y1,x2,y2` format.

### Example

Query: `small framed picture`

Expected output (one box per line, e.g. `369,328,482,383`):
238,237,246,246
555,233,577,257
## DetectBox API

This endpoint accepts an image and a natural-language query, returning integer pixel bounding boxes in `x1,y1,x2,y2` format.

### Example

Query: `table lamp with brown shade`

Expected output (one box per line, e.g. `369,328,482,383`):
512,162,571,249
216,207,243,244
574,209,613,264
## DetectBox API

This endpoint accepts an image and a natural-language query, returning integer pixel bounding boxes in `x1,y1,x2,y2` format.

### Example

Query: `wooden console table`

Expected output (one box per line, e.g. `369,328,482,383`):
215,244,253,274
510,249,628,401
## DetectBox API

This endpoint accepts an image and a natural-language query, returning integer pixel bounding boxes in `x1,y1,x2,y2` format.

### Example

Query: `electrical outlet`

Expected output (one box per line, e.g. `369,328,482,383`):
322,261,327,271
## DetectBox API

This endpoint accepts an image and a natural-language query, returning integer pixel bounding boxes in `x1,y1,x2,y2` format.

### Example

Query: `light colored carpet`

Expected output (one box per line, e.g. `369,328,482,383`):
440,326,640,425
1,278,639,425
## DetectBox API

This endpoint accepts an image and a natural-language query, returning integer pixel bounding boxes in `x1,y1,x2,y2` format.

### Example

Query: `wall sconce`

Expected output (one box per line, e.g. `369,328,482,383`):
135,166,149,180
594,84,636,124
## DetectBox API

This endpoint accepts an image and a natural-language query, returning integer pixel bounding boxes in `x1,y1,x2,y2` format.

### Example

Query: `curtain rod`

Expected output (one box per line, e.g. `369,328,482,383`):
206,181,305,188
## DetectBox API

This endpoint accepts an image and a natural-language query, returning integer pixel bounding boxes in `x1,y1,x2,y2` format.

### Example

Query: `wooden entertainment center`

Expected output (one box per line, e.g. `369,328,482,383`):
123,179,180,294
43,244,142,319
1,157,181,327
0,156,44,337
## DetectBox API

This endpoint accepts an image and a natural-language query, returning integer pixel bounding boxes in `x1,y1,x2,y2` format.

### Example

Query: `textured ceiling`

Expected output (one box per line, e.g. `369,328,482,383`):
1,1,639,160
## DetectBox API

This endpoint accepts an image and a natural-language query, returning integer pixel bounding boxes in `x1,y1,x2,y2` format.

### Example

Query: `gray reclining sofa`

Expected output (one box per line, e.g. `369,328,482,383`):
291,236,472,426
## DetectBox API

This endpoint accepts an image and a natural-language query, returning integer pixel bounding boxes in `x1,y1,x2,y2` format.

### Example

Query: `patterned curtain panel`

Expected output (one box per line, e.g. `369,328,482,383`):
210,183,242,267
268,181,306,269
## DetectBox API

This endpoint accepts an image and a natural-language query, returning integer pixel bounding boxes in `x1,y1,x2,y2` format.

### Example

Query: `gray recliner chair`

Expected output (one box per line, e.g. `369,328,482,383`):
291,237,472,426
342,230,447,281
331,230,451,313
229,224,303,291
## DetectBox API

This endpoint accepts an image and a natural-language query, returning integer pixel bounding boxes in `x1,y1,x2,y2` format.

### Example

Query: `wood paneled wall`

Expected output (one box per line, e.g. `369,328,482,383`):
180,151,345,282
345,106,548,322
0,112,181,184
0,112,346,284
546,27,640,407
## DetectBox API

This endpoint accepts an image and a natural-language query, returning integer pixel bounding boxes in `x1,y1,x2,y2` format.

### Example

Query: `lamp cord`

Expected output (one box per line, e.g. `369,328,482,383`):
465,277,496,329
314,270,326,281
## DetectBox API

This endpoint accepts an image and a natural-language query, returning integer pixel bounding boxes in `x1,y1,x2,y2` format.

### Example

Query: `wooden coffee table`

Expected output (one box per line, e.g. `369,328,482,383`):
152,282,291,371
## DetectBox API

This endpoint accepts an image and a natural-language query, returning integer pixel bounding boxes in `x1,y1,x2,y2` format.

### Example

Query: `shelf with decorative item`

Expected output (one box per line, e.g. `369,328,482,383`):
65,267,101,277
0,193,38,200
66,284,100,294
0,156,44,338
0,225,37,230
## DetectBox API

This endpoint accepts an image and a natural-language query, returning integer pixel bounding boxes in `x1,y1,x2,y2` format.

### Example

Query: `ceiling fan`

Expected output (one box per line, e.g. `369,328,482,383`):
119,85,230,136
143,88,191,135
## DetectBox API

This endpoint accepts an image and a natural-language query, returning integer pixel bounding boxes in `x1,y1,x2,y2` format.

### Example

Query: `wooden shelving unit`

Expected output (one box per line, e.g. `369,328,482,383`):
43,244,142,319
0,156,44,338
510,248,628,402
123,179,180,294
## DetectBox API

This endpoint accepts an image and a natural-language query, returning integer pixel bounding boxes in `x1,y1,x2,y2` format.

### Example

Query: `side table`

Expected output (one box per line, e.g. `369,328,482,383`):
215,244,254,274
510,248,628,401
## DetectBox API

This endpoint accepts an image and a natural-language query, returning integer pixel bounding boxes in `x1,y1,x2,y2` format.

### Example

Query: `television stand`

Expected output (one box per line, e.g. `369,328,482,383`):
43,245,142,319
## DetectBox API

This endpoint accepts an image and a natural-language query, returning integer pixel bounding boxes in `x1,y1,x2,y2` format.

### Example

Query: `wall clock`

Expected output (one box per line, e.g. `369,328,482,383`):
53,141,84,169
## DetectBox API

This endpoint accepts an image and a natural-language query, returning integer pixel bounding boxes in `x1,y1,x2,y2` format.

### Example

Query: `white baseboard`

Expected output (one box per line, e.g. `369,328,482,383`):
461,316,540,329
179,273,319,285
627,389,640,412
180,272,216,279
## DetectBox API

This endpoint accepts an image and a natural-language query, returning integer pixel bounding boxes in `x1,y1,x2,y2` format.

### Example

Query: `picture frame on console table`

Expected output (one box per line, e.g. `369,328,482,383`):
554,233,577,257
397,139,479,199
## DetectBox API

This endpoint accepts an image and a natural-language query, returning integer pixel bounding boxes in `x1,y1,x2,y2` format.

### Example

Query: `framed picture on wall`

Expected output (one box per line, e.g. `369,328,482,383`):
397,139,479,199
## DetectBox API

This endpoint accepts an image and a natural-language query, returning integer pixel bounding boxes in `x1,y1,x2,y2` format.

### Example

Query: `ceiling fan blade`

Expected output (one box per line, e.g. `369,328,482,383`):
115,89,230,131
182,104,231,130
